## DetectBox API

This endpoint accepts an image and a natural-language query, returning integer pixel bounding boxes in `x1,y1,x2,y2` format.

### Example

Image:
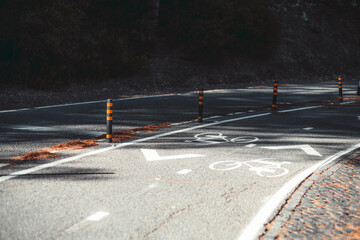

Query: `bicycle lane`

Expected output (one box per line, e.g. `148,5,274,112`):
1,104,360,240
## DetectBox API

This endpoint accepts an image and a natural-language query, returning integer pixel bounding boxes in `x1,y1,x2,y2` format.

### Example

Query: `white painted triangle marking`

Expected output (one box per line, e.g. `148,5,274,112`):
262,144,322,157
141,149,205,161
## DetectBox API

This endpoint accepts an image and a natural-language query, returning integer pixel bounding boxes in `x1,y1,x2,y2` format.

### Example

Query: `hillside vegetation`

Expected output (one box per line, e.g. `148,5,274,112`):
0,0,359,90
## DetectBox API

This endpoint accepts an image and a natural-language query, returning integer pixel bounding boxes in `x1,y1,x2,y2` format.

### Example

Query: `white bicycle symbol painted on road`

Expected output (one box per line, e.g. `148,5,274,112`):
185,132,259,145
209,159,291,177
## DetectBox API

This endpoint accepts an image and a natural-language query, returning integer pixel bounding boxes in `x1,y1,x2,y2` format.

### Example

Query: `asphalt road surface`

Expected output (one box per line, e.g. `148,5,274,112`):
0,80,359,239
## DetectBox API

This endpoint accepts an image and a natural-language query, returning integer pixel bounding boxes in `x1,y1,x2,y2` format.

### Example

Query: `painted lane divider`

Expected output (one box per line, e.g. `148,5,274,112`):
106,99,113,143
262,144,322,157
272,80,278,110
198,88,204,123
141,149,205,161
64,211,109,234
177,169,193,175
338,75,343,103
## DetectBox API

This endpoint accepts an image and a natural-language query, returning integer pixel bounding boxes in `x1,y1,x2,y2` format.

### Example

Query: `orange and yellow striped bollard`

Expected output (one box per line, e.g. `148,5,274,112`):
272,80,278,110
106,99,113,143
198,89,204,123
338,76,343,103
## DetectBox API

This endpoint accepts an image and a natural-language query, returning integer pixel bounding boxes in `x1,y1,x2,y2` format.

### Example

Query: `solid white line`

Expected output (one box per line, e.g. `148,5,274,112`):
237,142,360,240
341,101,356,104
0,93,178,114
278,105,321,113
0,112,270,183
0,124,102,136
35,100,105,109
0,108,31,113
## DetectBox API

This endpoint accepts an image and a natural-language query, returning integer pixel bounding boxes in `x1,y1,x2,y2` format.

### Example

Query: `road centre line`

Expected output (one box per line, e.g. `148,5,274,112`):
0,104,332,183
177,169,193,175
64,211,109,234
0,124,102,137
0,93,179,114
277,105,321,113
237,142,360,240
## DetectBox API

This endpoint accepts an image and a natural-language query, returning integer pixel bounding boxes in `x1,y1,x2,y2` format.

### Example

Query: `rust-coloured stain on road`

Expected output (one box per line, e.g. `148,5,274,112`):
11,122,172,161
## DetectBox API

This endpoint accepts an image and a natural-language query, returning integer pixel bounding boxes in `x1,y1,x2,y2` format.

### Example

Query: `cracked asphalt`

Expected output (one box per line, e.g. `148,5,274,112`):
262,151,360,240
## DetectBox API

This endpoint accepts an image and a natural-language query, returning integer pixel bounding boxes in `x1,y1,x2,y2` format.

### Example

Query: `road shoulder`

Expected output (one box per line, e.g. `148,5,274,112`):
262,150,360,239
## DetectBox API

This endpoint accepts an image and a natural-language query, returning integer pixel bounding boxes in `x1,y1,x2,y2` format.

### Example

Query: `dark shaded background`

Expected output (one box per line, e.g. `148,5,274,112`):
0,0,359,90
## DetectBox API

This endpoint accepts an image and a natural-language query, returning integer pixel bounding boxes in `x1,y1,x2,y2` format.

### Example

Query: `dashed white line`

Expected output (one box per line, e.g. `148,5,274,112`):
177,169,193,175
148,183,158,188
303,127,314,131
65,211,109,234
86,211,109,221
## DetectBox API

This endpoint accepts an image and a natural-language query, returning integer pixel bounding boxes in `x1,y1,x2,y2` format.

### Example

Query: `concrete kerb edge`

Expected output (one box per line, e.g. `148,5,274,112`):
262,151,357,239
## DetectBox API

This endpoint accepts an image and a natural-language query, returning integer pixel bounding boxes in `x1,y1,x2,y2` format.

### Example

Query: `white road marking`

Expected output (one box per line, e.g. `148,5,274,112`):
65,211,109,234
237,143,360,240
141,149,205,162
204,116,221,120
0,163,9,168
148,183,158,188
341,101,356,104
245,144,256,148
177,169,193,175
1,106,324,183
0,124,101,137
219,97,249,101
86,211,109,221
0,93,179,114
303,127,314,131
357,115,360,120
278,105,321,113
262,144,322,157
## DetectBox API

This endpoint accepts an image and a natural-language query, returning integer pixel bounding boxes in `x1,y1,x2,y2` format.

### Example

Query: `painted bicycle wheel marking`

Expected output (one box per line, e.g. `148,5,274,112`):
185,132,259,145
209,159,291,178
